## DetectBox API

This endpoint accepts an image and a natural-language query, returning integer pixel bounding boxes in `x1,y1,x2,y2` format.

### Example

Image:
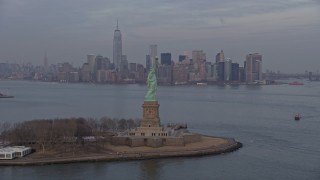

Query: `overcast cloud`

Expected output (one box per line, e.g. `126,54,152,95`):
0,0,319,72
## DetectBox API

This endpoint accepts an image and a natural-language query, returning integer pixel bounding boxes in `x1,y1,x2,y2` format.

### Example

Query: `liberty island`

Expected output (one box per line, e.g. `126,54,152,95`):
0,58,241,166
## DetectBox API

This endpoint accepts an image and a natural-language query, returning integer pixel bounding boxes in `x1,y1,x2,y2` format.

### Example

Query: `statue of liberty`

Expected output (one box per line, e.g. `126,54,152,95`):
145,57,158,101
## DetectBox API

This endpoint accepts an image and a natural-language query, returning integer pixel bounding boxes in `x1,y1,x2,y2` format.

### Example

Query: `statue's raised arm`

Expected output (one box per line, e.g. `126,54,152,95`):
144,57,158,101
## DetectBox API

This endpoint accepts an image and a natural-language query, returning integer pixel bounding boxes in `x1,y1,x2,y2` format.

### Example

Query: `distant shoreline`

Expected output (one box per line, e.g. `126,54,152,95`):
0,136,242,166
0,78,279,86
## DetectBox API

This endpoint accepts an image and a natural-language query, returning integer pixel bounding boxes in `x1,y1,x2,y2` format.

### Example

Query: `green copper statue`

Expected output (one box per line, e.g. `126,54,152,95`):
145,57,158,101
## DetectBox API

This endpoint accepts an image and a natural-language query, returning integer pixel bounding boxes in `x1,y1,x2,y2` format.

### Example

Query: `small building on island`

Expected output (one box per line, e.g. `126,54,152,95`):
111,57,201,148
0,146,32,160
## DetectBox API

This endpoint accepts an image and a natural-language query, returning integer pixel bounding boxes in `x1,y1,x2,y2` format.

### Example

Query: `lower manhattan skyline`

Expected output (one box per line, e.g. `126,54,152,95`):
1,0,320,73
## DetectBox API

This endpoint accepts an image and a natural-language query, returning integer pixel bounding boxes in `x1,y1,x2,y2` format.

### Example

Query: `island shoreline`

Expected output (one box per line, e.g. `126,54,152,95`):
0,136,242,166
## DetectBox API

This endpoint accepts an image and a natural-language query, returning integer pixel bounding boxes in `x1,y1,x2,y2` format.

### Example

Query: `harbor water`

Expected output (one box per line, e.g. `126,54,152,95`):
0,80,320,180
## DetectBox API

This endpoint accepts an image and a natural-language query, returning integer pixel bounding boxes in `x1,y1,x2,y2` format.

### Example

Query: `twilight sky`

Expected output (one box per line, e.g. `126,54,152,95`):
0,0,319,73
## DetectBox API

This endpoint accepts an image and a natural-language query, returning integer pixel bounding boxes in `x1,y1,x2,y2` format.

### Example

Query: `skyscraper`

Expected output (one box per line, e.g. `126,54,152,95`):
120,55,128,73
160,53,172,65
113,20,122,71
231,63,240,81
224,58,232,81
215,50,225,64
87,54,96,76
95,55,107,71
146,55,151,71
218,62,225,81
179,55,187,62
149,44,157,69
192,50,206,80
192,50,206,63
245,53,262,83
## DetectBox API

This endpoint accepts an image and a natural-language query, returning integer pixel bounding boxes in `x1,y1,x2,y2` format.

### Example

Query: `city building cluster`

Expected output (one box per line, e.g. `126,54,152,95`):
0,22,267,85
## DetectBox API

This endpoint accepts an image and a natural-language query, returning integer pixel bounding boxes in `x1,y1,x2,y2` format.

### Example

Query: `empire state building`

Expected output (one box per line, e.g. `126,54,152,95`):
113,21,122,71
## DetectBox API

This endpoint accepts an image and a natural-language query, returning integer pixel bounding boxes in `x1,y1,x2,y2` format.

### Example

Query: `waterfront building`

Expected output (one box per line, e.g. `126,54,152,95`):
231,63,240,81
128,63,139,82
129,63,137,72
0,63,26,79
105,70,118,83
257,59,262,81
113,21,122,71
57,72,67,82
205,62,212,74
136,63,145,83
192,50,206,81
207,63,219,81
160,53,172,65
205,62,215,81
104,57,112,70
217,62,225,81
91,55,108,81
58,62,73,73
56,62,75,82
239,67,245,82
189,72,201,82
199,62,207,81
157,64,173,85
95,55,105,71
224,58,232,81
69,72,79,82
309,72,313,81
87,54,96,73
245,53,262,83
120,55,128,73
80,63,91,82
173,62,189,85
97,70,108,83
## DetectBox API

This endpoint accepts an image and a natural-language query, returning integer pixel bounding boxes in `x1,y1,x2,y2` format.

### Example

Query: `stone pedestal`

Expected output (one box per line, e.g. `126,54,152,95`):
140,101,160,127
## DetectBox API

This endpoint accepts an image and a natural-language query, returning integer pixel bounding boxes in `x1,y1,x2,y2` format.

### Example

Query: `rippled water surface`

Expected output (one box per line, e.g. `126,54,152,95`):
1,80,320,180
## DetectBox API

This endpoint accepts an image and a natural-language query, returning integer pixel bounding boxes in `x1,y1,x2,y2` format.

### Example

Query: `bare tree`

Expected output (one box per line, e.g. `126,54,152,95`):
0,122,11,145
100,117,116,132
30,120,52,153
5,116,140,153
86,118,100,148
9,122,33,145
